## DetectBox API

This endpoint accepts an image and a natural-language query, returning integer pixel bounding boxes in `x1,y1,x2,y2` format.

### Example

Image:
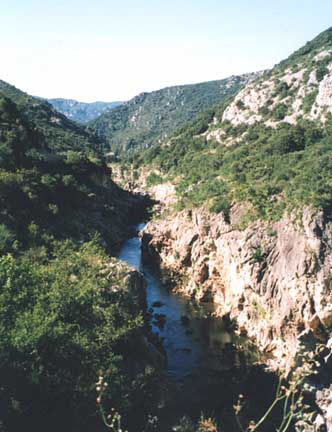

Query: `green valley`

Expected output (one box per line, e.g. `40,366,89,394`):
89,74,259,154
2,21,332,432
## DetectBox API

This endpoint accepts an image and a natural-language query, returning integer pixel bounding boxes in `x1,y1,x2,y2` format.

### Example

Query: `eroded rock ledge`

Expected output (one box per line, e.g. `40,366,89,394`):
141,206,332,370
142,205,332,428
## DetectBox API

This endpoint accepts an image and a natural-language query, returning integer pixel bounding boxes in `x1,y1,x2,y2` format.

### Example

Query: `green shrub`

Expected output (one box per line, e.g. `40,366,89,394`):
236,100,246,110
209,197,231,222
146,171,163,187
316,64,329,82
302,90,318,113
252,246,265,263
268,124,305,154
316,57,331,82
273,81,290,99
266,226,277,237
271,103,288,120
0,224,15,253
0,242,143,431
258,105,270,116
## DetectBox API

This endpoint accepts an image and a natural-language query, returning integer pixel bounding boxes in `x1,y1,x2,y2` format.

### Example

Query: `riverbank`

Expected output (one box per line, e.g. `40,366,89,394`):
139,201,332,431
117,223,285,431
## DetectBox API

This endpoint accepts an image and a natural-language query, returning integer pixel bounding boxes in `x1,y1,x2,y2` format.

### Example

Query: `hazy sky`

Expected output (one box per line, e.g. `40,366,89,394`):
2,0,332,102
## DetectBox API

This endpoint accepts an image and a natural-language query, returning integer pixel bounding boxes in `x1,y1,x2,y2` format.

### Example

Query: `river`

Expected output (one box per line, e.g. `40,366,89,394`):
117,224,279,431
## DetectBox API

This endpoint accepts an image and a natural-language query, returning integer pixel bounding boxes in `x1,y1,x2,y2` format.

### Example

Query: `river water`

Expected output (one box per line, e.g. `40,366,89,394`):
117,224,278,431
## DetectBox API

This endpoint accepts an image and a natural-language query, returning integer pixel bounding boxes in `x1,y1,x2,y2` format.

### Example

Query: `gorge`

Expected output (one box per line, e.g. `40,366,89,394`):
117,222,281,432
1,25,332,432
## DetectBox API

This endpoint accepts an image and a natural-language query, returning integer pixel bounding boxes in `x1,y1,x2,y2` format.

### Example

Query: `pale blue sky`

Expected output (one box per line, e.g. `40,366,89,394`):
1,0,332,101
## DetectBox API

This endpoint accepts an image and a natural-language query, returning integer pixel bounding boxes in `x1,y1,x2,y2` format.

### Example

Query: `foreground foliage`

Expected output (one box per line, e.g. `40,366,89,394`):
0,242,143,431
0,87,148,431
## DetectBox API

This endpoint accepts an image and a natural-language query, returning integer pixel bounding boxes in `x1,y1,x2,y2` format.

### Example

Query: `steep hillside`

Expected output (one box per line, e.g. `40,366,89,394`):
0,80,103,155
134,28,332,220
0,78,150,252
131,28,332,430
89,74,258,153
47,98,123,123
0,82,158,432
218,28,332,130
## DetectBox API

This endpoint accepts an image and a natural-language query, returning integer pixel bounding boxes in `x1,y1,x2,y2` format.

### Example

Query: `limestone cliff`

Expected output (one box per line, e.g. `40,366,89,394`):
207,28,332,145
142,206,332,370
141,204,332,428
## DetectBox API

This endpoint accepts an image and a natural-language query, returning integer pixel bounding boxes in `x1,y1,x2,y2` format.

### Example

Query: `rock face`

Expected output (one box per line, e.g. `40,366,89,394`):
142,206,332,370
136,28,332,430
142,205,332,428
221,52,332,130
203,30,332,147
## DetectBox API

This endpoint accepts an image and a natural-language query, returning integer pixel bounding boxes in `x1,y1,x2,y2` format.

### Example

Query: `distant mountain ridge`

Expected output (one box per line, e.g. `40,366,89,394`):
88,73,260,154
47,98,123,123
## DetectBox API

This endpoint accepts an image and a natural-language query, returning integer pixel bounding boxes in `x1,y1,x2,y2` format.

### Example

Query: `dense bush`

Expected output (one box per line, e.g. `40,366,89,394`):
146,171,163,187
134,107,332,222
0,93,137,252
0,90,148,431
0,241,143,431
271,103,288,121
302,90,318,113
272,81,290,99
316,63,329,82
